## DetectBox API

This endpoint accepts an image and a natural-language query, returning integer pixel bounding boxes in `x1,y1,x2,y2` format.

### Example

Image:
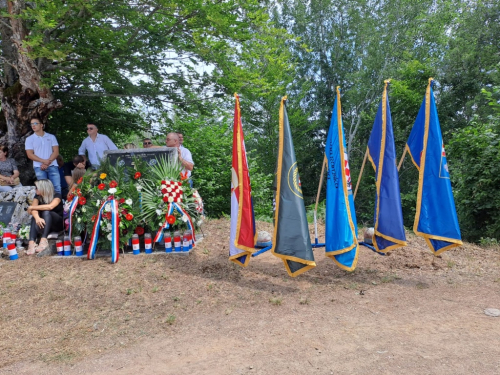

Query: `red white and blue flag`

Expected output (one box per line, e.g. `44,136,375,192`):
229,93,256,267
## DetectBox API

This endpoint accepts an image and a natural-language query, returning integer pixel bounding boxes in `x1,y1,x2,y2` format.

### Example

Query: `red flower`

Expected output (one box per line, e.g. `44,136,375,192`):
162,196,169,203
161,180,166,185
107,196,113,201
104,212,111,220
134,172,141,179
77,177,83,184
161,188,168,194
119,198,125,204
76,188,82,196
177,181,181,186
166,215,176,225
98,183,105,190
121,209,128,216
91,215,96,222
68,194,75,201
109,180,118,188
126,213,133,221
78,196,87,205
134,226,145,235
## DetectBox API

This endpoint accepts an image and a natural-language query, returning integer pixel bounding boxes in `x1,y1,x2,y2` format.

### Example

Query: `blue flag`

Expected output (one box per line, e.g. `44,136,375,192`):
325,87,359,271
367,81,407,253
406,78,462,254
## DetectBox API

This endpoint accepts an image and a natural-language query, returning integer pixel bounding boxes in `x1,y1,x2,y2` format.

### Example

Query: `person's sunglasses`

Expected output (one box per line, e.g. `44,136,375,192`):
143,142,152,145
31,122,41,126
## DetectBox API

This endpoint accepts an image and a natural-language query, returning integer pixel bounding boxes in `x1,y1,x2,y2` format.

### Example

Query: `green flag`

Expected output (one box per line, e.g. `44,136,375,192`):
271,96,316,277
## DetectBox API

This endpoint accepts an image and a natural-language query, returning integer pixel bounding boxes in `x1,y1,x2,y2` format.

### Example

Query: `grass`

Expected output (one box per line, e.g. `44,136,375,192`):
381,274,400,283
269,297,282,306
165,315,176,325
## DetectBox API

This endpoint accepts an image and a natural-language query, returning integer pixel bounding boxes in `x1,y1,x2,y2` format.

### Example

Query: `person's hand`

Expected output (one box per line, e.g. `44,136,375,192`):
177,147,182,162
27,206,35,215
35,217,46,229
8,177,15,185
40,163,48,171
76,162,85,169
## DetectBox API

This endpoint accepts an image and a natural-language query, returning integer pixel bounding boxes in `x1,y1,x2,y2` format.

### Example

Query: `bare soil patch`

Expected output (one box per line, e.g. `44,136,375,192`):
1,219,499,374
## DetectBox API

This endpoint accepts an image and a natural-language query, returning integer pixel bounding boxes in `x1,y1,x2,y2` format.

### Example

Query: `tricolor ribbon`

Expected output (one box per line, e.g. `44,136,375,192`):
153,203,173,243
152,203,196,246
87,199,120,263
172,202,196,246
68,197,79,242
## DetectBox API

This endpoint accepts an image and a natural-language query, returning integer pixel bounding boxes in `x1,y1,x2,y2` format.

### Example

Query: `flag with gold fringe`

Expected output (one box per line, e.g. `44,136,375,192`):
271,96,316,277
229,93,257,266
405,78,462,255
325,87,359,271
367,80,407,253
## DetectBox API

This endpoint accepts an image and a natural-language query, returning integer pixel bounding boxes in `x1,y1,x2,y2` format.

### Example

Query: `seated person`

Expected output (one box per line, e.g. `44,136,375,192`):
56,155,69,200
26,179,64,255
63,155,91,190
0,145,23,192
68,167,86,198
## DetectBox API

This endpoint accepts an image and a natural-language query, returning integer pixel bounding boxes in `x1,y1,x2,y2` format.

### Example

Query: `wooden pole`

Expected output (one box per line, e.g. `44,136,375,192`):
314,156,327,242
397,147,407,171
315,155,327,212
353,148,368,200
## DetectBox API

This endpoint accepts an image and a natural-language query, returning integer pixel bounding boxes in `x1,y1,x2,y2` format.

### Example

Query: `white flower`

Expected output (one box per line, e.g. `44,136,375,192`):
166,187,172,193
197,220,203,226
168,196,174,203
135,184,143,191
156,209,162,216
107,223,112,231
107,233,112,241
104,203,111,212
77,218,81,223
96,200,101,207
100,221,103,226
178,194,183,199
182,215,188,222
108,188,117,194
161,184,166,189
82,206,87,213
125,199,132,205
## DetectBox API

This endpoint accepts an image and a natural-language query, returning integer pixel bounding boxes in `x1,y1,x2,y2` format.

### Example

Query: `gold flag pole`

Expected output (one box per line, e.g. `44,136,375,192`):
314,155,327,242
353,148,368,200
397,147,407,171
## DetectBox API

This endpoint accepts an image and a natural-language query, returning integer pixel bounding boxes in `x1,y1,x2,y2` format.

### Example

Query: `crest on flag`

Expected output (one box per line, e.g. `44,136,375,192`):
440,142,450,179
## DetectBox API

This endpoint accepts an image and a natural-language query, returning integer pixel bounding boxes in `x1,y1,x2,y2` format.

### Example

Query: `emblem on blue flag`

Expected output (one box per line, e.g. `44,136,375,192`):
439,142,450,179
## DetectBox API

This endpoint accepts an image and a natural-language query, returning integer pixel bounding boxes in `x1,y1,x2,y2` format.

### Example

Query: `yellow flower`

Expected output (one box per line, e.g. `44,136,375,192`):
100,173,107,179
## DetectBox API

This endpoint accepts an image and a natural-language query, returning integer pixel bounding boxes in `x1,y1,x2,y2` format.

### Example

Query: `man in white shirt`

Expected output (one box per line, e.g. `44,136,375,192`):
177,132,184,148
166,132,194,180
25,117,62,193
78,123,118,169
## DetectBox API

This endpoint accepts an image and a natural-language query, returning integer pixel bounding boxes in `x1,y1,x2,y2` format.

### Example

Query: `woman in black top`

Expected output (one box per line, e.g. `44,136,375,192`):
26,179,64,255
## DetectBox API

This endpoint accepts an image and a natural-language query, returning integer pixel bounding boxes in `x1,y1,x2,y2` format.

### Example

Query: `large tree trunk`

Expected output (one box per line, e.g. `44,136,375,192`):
0,0,62,185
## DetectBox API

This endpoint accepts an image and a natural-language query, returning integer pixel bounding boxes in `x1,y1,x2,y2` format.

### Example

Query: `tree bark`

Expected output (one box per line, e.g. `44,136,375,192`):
0,0,62,185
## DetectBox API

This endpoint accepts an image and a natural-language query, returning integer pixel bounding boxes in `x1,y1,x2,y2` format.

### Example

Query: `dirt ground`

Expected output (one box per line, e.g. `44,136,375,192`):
1,218,499,375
